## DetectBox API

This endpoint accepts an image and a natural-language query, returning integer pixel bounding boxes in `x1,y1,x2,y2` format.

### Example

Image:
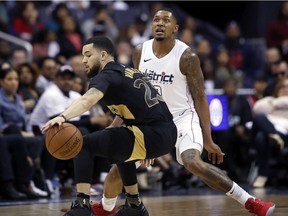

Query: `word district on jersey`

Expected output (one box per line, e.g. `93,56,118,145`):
143,69,174,84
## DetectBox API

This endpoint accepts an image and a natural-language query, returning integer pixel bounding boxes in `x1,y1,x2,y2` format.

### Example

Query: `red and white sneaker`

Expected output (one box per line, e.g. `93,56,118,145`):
92,202,116,216
245,198,275,216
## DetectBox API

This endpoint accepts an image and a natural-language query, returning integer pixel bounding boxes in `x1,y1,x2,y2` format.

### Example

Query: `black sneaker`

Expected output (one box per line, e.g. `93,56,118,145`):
63,200,96,216
113,202,149,216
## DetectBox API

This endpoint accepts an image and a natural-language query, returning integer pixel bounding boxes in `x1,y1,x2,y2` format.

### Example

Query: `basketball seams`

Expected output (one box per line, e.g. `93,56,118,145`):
51,127,78,154
46,125,74,148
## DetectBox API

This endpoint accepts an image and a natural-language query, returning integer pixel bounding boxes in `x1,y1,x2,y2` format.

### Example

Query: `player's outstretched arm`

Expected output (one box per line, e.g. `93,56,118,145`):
41,87,103,133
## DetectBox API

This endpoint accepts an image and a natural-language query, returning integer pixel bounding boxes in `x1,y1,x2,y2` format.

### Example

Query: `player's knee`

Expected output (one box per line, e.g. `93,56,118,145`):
106,165,121,183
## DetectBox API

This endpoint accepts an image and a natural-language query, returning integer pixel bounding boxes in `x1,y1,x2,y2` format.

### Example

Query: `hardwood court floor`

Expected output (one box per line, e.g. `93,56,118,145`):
0,186,288,216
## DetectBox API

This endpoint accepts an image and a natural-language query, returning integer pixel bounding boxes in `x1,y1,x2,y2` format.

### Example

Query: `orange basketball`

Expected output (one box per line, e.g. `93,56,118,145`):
45,122,83,160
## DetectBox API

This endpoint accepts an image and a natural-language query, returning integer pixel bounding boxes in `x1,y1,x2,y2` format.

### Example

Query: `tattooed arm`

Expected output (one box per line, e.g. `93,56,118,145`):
180,48,224,164
41,88,103,132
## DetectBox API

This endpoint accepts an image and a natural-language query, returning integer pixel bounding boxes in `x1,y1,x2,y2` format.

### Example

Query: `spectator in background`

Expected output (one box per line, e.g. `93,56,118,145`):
30,65,90,131
251,77,288,188
201,58,215,90
16,63,40,115
57,16,84,59
247,76,268,109
179,27,195,51
214,47,241,88
0,40,12,62
32,28,60,61
223,21,260,88
45,3,72,33
130,13,151,47
213,78,253,182
266,1,288,62
72,75,87,95
0,2,9,32
0,135,35,200
0,67,44,198
68,54,87,78
195,38,212,63
263,60,288,96
264,47,282,82
115,40,133,67
10,47,29,69
35,56,58,95
81,7,119,41
11,1,43,42
67,1,94,26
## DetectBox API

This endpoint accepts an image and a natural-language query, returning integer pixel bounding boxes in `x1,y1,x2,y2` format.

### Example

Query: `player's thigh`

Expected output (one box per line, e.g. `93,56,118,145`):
175,115,203,165
84,127,135,162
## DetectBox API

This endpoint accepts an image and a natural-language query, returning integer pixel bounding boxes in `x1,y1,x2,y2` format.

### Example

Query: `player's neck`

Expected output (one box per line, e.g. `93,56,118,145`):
153,38,175,58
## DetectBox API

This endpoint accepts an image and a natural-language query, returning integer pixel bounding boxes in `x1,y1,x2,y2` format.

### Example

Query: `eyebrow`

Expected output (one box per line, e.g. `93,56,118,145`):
83,51,91,56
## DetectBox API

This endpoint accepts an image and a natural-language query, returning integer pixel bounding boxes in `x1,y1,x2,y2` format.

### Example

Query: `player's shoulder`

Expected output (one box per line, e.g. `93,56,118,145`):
181,47,200,63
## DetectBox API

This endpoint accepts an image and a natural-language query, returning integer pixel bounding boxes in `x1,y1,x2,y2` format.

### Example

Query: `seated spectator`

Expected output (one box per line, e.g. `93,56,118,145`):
247,76,268,109
0,134,37,200
214,47,241,88
212,78,253,182
81,6,119,41
68,54,87,78
263,60,288,96
11,1,44,42
57,15,84,59
0,67,44,198
9,47,29,69
251,77,288,187
35,56,58,95
32,28,60,61
45,2,72,33
222,21,261,88
16,63,40,115
265,1,288,62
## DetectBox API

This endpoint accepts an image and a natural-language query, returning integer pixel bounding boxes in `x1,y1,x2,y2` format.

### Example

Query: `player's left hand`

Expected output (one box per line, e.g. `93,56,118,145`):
204,142,225,164
41,116,65,134
140,159,155,167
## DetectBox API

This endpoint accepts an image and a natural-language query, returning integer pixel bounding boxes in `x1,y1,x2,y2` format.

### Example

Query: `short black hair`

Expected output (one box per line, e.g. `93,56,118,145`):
155,8,178,24
0,68,15,80
84,36,115,57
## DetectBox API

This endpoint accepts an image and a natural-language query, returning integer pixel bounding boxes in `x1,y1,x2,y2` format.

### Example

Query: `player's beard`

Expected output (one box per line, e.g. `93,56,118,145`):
154,35,164,41
87,62,100,78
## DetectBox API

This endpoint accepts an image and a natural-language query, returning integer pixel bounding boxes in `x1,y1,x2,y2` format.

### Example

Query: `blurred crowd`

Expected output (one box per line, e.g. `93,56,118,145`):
0,1,288,201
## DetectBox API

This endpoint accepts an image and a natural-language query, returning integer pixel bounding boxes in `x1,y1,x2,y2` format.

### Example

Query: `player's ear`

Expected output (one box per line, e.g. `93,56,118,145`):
174,24,179,33
101,51,107,60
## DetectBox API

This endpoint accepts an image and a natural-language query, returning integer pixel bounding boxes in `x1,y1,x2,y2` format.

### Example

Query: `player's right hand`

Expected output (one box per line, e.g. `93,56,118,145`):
41,116,65,134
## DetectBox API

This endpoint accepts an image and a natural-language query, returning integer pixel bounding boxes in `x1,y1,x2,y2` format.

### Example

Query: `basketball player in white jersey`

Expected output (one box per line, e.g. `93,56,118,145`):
92,8,275,216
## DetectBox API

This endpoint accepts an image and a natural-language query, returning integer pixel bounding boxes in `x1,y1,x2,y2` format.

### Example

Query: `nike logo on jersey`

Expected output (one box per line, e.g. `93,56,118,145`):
179,109,187,116
144,58,152,62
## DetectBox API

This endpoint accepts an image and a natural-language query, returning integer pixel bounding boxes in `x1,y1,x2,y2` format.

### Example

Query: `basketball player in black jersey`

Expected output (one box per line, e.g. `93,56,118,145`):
41,36,177,216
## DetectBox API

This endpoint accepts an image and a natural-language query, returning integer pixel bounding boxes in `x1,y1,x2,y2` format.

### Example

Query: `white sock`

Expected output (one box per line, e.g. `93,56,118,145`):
102,195,118,211
226,182,254,206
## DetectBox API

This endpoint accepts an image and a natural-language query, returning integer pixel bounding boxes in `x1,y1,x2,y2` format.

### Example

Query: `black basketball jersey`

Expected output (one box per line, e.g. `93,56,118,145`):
89,62,173,126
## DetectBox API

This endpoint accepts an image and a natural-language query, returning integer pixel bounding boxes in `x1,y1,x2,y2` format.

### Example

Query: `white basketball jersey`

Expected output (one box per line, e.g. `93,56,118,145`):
139,39,197,122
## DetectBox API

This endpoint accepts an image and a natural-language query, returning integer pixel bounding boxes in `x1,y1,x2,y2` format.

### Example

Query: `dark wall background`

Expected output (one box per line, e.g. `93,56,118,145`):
176,1,282,38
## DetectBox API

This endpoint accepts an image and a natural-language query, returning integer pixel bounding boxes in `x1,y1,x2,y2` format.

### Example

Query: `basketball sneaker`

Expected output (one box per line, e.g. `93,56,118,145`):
112,202,149,216
245,197,275,216
63,200,96,216
92,202,116,216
